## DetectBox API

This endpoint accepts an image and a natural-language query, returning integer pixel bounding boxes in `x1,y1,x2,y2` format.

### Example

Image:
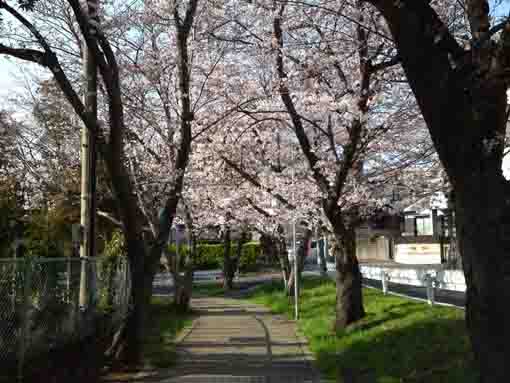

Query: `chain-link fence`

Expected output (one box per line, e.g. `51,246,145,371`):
0,256,130,380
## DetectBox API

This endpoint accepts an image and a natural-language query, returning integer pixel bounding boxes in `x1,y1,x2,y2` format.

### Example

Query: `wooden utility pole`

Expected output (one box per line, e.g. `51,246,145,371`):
79,0,98,308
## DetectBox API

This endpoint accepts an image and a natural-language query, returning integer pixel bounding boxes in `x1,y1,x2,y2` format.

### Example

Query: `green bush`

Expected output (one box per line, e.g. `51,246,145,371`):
195,244,224,270
166,241,262,271
98,230,126,310
237,241,261,272
23,210,66,258
166,244,192,270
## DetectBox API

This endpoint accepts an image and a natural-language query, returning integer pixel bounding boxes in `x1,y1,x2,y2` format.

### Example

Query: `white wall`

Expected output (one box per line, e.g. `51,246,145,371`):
394,243,442,264
359,264,466,292
357,237,390,261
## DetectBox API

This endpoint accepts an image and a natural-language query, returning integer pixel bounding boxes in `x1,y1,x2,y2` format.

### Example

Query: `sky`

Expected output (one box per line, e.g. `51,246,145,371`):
1,0,509,97
0,58,20,99
0,1,509,103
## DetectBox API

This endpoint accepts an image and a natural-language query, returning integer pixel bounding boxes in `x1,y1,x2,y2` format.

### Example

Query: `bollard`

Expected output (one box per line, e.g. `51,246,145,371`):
424,274,436,305
381,271,389,295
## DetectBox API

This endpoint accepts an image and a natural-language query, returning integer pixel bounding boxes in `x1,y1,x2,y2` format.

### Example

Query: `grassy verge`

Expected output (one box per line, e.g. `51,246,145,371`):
248,276,477,382
141,297,194,368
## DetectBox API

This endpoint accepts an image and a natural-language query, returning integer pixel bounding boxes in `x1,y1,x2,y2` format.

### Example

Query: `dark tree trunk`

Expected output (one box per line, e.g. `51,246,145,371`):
455,177,510,381
333,226,365,331
174,267,193,312
275,228,292,291
365,1,510,380
222,227,234,290
318,237,328,276
233,231,247,274
107,237,149,364
260,233,273,265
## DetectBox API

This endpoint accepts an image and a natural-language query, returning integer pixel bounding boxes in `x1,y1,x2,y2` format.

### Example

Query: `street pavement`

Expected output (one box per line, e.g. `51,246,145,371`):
164,297,322,382
107,297,324,383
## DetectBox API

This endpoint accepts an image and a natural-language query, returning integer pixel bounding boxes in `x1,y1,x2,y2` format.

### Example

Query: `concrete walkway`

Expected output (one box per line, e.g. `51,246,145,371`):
163,297,321,382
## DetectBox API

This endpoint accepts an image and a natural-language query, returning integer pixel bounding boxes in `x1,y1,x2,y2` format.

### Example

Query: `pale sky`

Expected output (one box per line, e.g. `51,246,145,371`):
0,1,509,104
0,58,19,99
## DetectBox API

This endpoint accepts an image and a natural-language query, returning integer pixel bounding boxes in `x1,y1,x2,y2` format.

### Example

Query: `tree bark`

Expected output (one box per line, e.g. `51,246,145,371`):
364,1,510,380
455,176,510,381
107,236,148,364
275,227,292,291
325,211,364,330
174,266,193,312
222,227,234,290
318,237,328,276
332,225,365,331
233,230,247,274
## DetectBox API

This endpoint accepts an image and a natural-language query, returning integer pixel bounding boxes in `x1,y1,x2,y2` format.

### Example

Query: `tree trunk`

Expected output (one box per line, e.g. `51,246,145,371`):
222,227,234,290
332,225,364,331
233,231,247,275
260,233,272,265
455,176,510,381
318,237,328,276
364,2,510,379
174,267,193,312
276,232,292,291
107,237,149,364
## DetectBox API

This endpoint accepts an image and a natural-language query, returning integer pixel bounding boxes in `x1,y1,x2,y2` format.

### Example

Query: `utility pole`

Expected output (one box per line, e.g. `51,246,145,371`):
291,145,298,321
79,0,98,308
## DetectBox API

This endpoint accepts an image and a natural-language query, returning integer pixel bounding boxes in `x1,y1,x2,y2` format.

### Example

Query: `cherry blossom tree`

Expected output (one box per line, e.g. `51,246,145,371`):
360,0,510,379
0,0,203,362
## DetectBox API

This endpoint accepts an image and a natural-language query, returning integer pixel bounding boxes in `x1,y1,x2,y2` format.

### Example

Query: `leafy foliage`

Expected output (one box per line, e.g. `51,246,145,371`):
167,241,262,271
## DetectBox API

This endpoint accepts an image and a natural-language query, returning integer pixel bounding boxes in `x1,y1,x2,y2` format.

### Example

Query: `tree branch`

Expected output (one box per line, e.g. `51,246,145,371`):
273,3,330,194
370,55,400,72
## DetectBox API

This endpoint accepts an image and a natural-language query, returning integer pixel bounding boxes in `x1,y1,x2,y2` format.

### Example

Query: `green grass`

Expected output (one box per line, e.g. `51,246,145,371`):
141,297,194,368
247,277,477,382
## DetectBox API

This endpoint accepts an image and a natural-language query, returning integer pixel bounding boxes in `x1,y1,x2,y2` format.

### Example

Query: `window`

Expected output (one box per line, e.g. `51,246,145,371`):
416,217,433,236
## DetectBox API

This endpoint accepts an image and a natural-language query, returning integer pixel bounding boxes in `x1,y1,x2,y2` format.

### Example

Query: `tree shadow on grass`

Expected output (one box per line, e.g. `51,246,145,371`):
315,317,477,383
342,302,427,334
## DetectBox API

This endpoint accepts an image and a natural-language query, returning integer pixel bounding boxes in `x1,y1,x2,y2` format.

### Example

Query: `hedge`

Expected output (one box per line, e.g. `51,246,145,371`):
166,241,262,272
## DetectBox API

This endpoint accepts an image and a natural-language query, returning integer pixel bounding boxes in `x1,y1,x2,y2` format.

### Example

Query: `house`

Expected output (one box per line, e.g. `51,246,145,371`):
355,213,400,263
393,192,457,265
355,192,460,266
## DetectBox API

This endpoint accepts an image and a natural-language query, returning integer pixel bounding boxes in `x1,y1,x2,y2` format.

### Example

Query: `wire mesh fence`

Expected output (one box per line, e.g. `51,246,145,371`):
0,256,130,380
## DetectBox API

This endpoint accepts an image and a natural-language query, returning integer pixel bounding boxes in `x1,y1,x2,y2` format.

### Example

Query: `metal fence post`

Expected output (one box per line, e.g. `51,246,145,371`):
18,258,32,382
381,271,389,295
424,274,436,305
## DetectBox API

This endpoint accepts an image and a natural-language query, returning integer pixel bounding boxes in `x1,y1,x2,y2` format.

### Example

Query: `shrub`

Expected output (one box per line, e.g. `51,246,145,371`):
98,230,126,310
237,241,261,272
166,241,262,271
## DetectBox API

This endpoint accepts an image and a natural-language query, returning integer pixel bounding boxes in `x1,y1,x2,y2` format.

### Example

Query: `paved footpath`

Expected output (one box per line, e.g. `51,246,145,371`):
129,296,323,383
